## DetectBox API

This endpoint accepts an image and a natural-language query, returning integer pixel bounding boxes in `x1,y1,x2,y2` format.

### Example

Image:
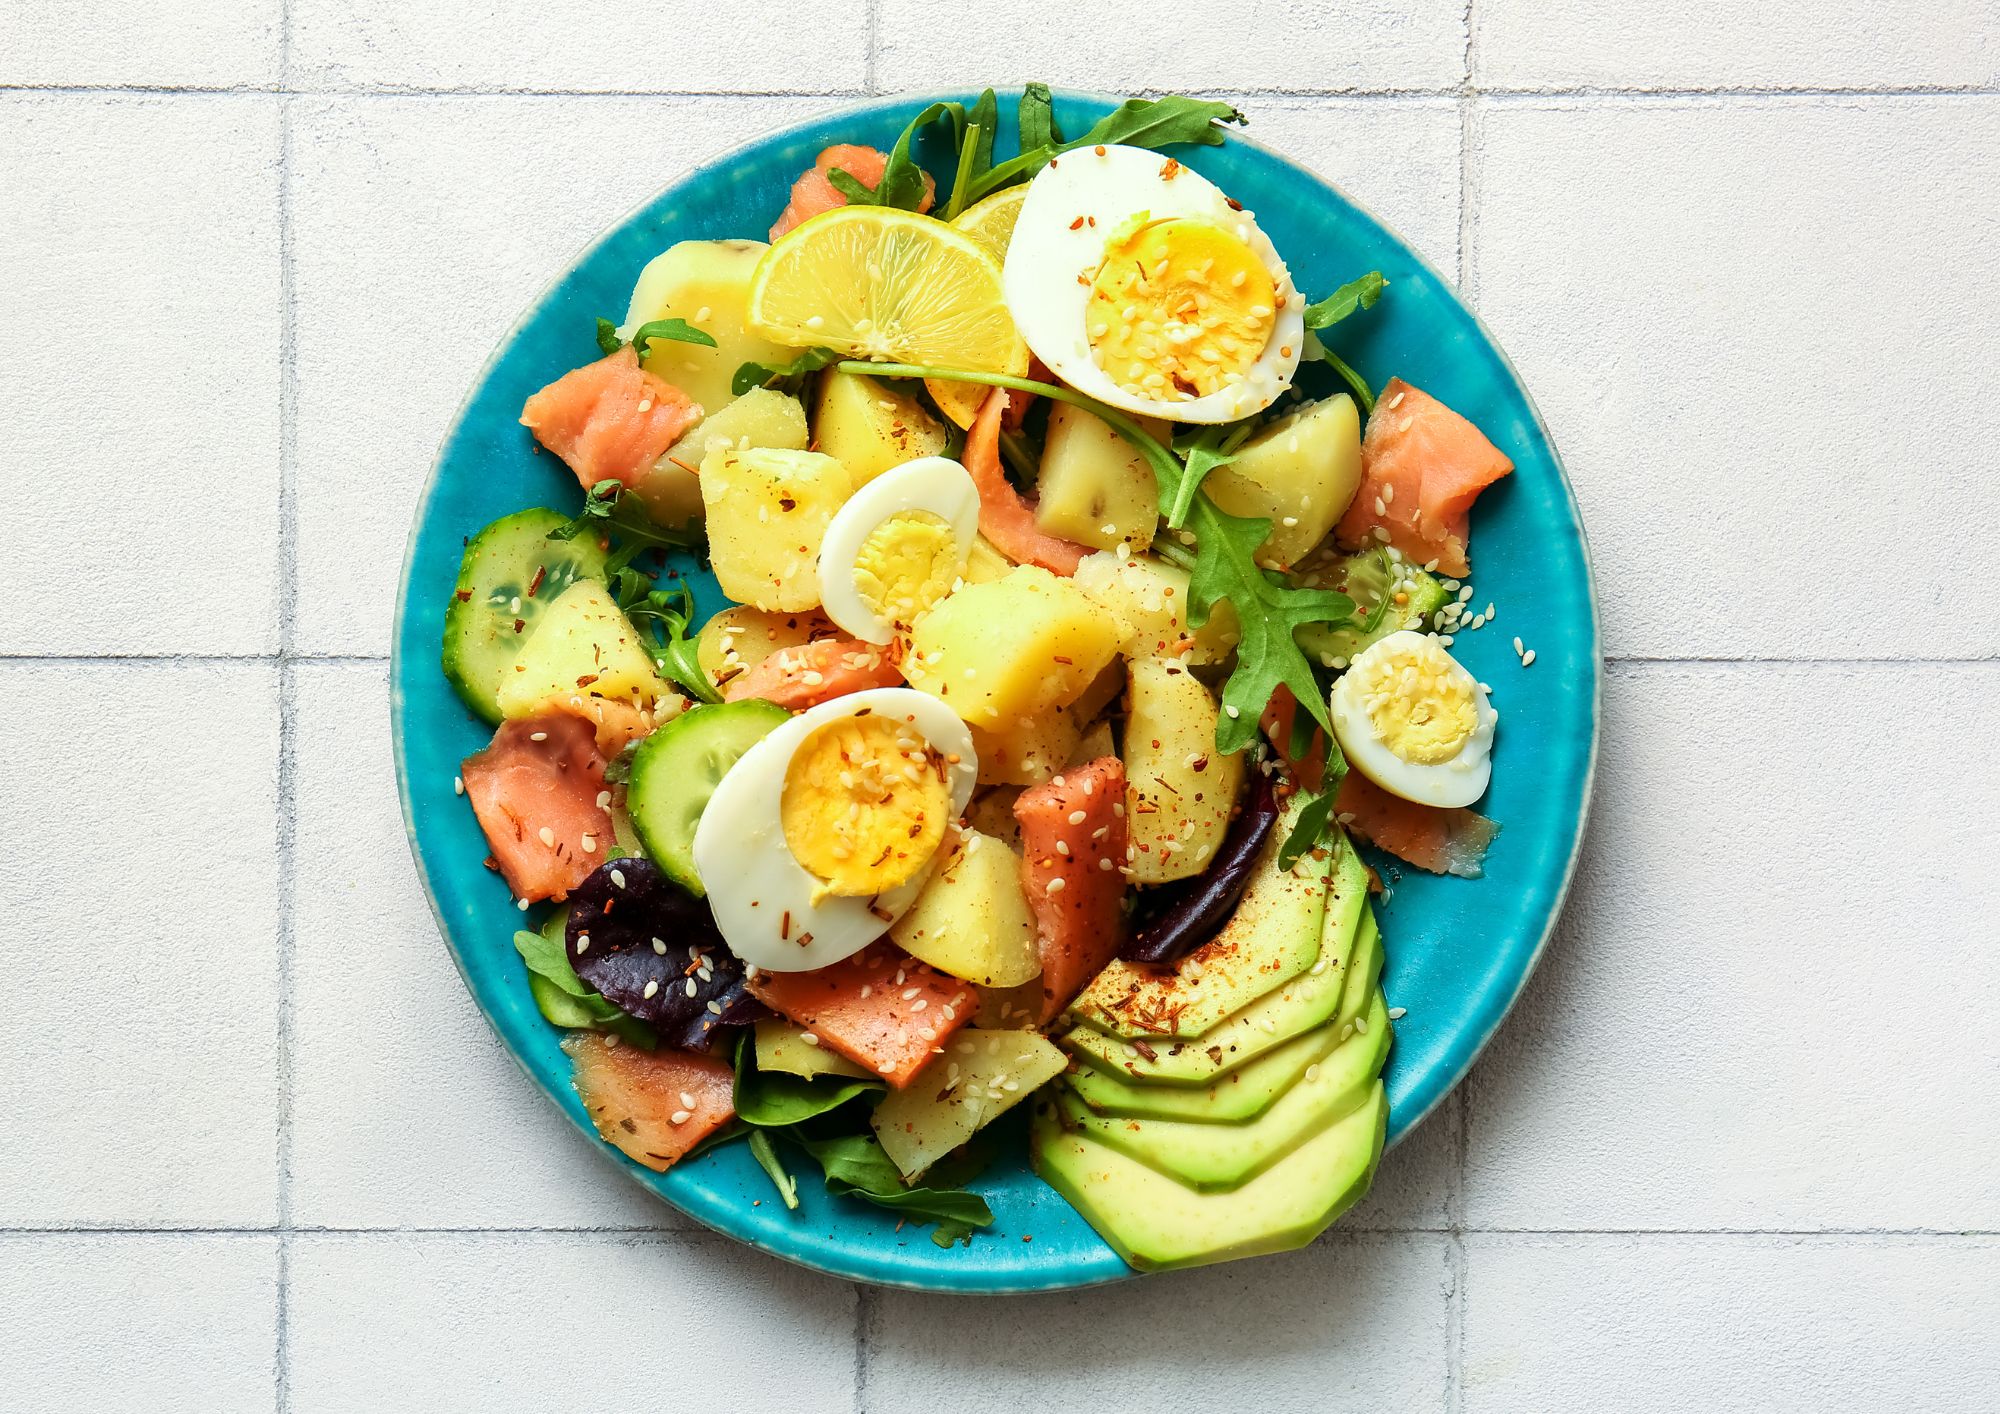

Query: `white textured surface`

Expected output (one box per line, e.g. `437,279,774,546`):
4,2,1999,1408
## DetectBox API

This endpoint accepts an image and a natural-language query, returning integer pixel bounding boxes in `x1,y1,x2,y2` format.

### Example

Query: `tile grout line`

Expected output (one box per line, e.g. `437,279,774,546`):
274,0,299,1400
6,82,2000,101
1445,8,1478,1408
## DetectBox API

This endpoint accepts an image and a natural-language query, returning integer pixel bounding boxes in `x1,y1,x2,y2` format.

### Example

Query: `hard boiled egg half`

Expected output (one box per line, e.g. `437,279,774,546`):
817,456,981,645
1329,631,1497,809
1003,143,1305,424
693,687,978,971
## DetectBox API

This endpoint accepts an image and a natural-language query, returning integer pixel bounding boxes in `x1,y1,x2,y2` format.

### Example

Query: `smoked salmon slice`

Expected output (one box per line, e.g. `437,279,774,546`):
460,714,616,902
1015,756,1130,1022
566,1034,736,1172
721,637,904,711
769,144,937,240
745,942,973,1087
519,346,702,493
1334,378,1513,578
964,387,1092,575
1333,767,1498,879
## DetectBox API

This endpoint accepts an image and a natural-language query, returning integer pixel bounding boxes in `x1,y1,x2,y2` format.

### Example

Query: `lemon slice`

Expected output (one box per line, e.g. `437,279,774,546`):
926,186,1035,426
748,207,1029,412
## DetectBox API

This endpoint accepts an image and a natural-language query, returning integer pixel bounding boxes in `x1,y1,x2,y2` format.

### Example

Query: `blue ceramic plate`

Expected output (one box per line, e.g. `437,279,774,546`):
393,91,1598,1293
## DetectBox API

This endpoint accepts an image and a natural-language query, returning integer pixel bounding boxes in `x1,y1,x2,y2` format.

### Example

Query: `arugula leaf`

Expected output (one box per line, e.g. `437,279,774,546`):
1164,422,1253,527
1320,348,1377,417
595,317,623,357
789,1132,995,1248
833,100,966,212
513,929,656,1049
548,480,701,563
747,1130,800,1210
733,346,841,398
731,1031,881,1127
1303,271,1386,331
1017,82,1062,154
630,317,716,356
940,89,1000,220
624,581,722,705
1277,789,1336,873
1185,495,1354,754
961,93,1247,208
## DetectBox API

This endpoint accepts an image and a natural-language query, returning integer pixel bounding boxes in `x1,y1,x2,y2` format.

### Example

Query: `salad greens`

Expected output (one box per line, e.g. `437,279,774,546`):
595,315,717,358
512,928,656,1049
730,1033,994,1246
732,345,841,398
623,581,722,705
836,86,1247,223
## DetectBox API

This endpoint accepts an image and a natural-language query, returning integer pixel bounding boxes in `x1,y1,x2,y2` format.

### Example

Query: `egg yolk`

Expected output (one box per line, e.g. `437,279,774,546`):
1352,639,1477,765
852,511,959,632
1085,217,1277,401
781,714,951,901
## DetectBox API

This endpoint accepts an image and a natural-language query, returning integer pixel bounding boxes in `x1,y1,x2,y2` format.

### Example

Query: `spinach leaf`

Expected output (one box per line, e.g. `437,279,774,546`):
789,1131,996,1248
595,317,624,356
1303,271,1386,331
960,93,1246,208
732,346,841,398
940,89,1001,220
832,100,965,212
1276,789,1336,873
731,1031,881,1127
624,581,722,705
513,929,656,1049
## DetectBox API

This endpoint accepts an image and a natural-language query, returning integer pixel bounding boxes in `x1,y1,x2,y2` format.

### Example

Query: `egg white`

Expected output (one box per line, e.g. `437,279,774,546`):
1329,631,1497,809
693,687,979,971
816,456,981,645
1002,144,1305,425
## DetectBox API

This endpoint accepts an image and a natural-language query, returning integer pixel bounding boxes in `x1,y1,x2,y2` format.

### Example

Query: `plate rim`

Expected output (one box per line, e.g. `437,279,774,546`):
389,86,1601,1293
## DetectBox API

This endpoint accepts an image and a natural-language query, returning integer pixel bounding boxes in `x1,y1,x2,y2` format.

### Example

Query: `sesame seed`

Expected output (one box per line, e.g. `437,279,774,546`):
1068,810,1088,825
1224,705,1241,719
643,979,659,999
529,731,548,743
516,898,530,911
1388,1006,1408,1020
1513,636,1525,655
801,1032,819,1046
669,1110,692,1125
452,775,464,795
652,937,667,954
685,979,697,997
537,826,556,847
576,934,590,953
1521,649,1537,666
1045,877,1067,893
610,868,626,889
1354,1014,1369,1034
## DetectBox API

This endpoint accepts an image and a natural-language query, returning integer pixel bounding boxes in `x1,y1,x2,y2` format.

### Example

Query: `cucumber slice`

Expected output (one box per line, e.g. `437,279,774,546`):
627,699,790,896
442,508,612,723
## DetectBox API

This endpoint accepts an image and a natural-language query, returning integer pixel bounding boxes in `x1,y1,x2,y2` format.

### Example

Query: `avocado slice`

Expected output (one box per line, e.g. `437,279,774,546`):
1293,547,1452,667
1062,867,1371,1086
1074,812,1365,1039
1335,908,1384,1032
1058,991,1390,1190
1067,1017,1344,1123
1031,1080,1388,1272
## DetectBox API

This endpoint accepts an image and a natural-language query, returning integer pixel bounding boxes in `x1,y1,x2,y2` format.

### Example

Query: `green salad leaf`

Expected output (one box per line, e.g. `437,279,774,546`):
954,92,1246,210
624,581,722,705
829,98,972,213
747,1130,800,1210
549,480,701,559
730,1031,882,1127
733,346,841,398
1017,82,1062,155
630,317,717,355
790,1132,996,1248
595,317,623,357
1303,271,1386,331
1185,495,1354,755
1276,790,1337,873
1164,422,1256,528
512,928,656,1049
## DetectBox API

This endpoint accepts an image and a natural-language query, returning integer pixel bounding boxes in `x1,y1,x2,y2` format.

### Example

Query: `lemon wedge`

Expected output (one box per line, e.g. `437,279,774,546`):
926,186,1035,426
748,206,1028,425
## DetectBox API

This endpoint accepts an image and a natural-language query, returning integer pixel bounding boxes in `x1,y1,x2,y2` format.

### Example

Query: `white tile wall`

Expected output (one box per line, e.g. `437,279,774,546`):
6,2,1998,1407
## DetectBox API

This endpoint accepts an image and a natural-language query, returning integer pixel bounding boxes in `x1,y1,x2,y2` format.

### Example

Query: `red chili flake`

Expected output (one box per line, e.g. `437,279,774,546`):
454,589,473,602
528,565,546,595
1159,159,1182,180
574,673,599,688
779,497,797,512
1226,198,1243,211
1068,216,1085,230
512,618,525,633
779,910,791,940
1052,655,1073,665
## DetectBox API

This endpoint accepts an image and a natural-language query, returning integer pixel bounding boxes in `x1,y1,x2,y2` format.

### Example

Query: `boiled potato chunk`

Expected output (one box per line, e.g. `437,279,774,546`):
872,1028,1067,1181
1124,656,1245,884
1202,395,1362,570
695,605,836,694
494,580,671,718
1033,403,1163,553
623,240,793,417
754,1017,871,1080
965,787,1023,851
969,712,1083,786
1072,718,1116,765
891,829,1040,987
1072,551,1238,665
701,446,853,611
904,565,1120,728
813,371,949,485
637,388,808,527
